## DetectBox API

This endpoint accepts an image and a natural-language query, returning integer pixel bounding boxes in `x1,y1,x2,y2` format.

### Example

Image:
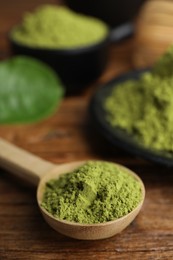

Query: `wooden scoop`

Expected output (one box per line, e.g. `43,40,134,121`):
0,138,145,240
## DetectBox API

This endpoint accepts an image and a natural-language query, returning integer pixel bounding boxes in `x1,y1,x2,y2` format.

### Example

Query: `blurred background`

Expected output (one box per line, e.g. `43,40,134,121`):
1,0,173,70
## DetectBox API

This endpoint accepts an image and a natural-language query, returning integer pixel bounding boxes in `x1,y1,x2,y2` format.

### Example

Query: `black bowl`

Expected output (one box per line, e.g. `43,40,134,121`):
10,35,110,95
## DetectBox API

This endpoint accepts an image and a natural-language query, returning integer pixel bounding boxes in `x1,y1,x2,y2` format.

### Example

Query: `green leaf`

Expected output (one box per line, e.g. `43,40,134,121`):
0,56,64,124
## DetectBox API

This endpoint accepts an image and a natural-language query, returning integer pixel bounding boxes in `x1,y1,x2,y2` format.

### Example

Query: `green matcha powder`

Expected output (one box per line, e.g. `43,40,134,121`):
104,45,173,155
11,5,108,49
41,161,142,224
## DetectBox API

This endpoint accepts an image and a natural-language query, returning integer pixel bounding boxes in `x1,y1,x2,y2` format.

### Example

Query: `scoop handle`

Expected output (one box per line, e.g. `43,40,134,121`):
0,138,55,186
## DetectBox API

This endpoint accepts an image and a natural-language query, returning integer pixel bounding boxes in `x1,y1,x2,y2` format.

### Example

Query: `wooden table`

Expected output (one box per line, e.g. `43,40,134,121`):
1,1,173,259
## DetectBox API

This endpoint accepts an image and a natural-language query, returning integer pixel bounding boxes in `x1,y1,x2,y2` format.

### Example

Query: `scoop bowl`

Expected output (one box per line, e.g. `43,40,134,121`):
37,162,145,240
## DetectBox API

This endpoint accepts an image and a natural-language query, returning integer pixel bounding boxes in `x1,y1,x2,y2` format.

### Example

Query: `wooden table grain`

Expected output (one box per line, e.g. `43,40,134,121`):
0,1,173,260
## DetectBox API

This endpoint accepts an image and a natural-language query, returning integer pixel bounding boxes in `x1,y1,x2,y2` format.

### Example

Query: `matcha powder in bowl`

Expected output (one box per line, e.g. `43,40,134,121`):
0,56,64,124
10,5,109,93
10,5,109,49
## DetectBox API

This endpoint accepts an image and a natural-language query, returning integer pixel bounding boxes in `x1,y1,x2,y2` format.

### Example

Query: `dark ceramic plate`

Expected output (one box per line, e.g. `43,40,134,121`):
89,69,173,167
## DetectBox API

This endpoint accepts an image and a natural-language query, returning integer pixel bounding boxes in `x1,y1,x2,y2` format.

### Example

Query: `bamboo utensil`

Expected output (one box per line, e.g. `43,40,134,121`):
133,0,173,67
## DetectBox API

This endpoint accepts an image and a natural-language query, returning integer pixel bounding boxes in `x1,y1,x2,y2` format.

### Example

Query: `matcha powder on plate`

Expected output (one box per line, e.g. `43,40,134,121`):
41,161,142,224
104,45,173,155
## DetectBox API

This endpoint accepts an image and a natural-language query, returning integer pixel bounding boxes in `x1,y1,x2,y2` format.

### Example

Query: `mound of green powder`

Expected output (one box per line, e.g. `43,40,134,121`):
41,161,142,224
104,45,173,155
11,5,109,49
